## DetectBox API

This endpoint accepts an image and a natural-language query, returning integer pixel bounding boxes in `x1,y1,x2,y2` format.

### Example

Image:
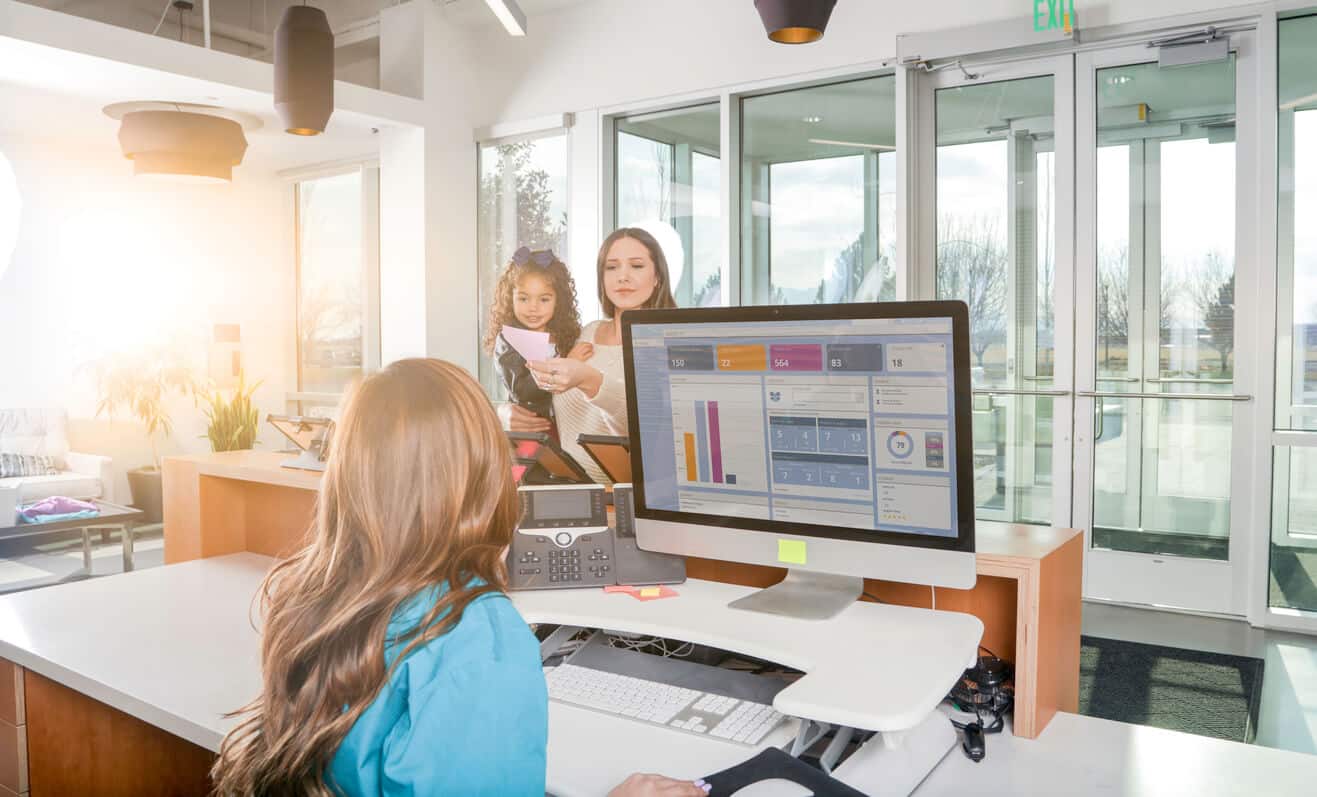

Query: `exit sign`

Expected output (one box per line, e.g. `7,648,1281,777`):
1034,0,1077,32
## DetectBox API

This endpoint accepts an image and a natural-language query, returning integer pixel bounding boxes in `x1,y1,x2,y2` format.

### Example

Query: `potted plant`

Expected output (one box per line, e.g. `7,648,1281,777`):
198,371,263,452
92,345,196,523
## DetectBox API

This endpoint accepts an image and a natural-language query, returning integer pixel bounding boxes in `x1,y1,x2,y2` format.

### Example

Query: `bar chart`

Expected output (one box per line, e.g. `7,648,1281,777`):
670,378,767,492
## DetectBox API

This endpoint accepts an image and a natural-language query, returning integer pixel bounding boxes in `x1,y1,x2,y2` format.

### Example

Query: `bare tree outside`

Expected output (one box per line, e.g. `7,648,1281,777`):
619,133,672,225
296,174,365,391
937,215,1009,371
1186,251,1234,376
1097,244,1130,373
479,141,568,257
812,233,895,305
694,272,722,307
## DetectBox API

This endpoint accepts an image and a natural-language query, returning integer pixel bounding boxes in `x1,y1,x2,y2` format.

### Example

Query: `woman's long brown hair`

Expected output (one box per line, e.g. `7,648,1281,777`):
212,359,519,796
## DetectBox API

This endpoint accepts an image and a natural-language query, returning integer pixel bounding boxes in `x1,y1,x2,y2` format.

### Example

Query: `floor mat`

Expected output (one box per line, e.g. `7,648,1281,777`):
1078,635,1264,743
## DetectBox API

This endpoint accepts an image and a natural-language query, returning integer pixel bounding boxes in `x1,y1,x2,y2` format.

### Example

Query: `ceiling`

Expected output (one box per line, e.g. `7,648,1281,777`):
743,77,898,163
439,0,592,29
23,0,595,38
0,35,387,172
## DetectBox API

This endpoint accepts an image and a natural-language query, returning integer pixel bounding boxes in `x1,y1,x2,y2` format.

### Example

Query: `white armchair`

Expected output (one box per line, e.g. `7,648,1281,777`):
0,409,115,504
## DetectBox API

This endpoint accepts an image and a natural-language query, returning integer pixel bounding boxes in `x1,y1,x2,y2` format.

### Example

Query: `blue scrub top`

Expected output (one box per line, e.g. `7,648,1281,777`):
327,585,548,796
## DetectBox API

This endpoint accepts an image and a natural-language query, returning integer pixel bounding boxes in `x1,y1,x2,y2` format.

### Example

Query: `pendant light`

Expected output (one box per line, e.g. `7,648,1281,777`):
274,3,334,136
104,102,260,184
754,0,837,44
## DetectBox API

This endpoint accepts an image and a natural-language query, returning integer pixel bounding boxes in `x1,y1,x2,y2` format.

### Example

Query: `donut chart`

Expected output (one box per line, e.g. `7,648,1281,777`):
886,430,914,459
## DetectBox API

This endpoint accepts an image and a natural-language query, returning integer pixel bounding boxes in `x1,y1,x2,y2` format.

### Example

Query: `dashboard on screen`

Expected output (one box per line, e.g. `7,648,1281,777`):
627,314,964,542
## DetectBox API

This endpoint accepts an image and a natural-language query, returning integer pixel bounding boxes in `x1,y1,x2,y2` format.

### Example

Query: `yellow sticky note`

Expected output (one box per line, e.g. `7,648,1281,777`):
778,539,807,565
639,587,661,598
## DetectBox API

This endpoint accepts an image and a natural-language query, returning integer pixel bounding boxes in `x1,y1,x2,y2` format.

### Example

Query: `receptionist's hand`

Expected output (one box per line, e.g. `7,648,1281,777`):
501,402,552,433
608,773,710,797
528,357,602,398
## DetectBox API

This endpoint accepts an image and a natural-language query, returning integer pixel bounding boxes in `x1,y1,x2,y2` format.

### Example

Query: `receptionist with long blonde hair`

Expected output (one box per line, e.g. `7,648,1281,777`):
211,359,707,796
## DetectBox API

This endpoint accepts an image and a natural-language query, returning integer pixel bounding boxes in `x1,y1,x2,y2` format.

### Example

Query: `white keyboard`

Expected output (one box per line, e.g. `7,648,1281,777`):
545,663,788,745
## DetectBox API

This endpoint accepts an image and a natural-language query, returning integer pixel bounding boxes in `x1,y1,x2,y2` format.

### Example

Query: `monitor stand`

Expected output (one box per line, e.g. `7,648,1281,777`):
727,570,863,621
280,449,327,472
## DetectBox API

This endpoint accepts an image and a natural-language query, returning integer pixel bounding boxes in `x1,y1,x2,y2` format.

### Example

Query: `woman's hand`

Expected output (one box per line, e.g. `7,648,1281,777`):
498,402,552,433
567,342,595,362
607,774,710,797
528,357,603,398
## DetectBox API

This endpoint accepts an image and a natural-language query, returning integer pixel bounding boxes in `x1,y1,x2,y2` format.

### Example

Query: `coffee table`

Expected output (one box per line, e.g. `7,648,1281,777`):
0,500,145,579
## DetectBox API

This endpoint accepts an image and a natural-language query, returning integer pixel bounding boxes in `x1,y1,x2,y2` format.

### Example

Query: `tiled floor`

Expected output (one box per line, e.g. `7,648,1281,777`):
1083,600,1317,756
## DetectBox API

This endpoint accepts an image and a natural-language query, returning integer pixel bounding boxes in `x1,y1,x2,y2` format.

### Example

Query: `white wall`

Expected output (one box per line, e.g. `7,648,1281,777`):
376,0,482,373
0,113,295,503
466,0,1253,123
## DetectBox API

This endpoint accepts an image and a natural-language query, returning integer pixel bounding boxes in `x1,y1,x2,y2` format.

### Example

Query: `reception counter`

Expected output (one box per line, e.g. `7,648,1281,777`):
163,450,319,564
160,450,1082,740
0,451,1083,794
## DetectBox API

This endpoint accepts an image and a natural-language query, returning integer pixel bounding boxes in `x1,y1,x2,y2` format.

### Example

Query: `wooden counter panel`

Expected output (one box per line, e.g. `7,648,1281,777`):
864,575,1018,663
24,671,213,797
0,719,26,794
1032,532,1083,735
165,453,319,565
233,479,316,559
0,661,23,727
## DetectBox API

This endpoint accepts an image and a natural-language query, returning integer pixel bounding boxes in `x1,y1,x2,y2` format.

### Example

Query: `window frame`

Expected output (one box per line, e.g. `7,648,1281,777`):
290,161,382,413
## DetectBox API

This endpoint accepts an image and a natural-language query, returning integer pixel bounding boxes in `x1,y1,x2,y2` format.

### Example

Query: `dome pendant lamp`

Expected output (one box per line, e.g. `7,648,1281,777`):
755,0,837,44
274,3,334,136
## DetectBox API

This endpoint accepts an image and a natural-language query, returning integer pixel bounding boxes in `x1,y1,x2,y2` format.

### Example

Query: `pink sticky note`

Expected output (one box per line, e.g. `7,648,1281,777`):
603,584,679,601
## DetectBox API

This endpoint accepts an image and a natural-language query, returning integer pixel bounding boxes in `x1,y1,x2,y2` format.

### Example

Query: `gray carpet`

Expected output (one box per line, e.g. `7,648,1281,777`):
1078,635,1264,743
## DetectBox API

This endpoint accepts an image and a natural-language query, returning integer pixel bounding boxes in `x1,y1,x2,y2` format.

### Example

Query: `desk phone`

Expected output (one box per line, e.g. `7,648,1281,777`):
507,484,686,590
611,484,686,586
509,485,616,589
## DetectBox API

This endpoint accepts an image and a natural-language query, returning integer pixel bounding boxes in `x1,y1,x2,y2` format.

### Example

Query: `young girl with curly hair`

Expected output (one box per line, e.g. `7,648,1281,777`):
483,247,588,436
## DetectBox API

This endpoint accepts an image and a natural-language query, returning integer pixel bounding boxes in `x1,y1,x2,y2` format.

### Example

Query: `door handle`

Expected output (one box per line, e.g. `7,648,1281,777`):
972,388,1072,397
1077,390,1252,402
1094,395,1104,439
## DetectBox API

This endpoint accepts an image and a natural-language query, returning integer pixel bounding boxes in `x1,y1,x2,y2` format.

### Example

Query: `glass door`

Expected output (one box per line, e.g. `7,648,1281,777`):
1075,34,1257,614
917,55,1075,527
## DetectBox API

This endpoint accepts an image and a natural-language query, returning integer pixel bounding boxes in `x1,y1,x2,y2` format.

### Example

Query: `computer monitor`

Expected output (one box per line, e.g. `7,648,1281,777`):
621,301,977,620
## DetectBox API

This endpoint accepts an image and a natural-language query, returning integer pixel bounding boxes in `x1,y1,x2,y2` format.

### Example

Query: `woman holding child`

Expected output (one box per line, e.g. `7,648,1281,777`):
490,227,677,483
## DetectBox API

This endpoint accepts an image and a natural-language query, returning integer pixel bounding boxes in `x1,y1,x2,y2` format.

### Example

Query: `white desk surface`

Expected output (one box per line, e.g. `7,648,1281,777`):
0,556,1313,796
511,578,984,733
918,710,1317,796
0,552,267,750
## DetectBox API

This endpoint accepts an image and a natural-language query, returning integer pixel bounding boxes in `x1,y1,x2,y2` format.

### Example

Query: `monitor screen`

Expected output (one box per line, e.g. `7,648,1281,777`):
624,304,973,550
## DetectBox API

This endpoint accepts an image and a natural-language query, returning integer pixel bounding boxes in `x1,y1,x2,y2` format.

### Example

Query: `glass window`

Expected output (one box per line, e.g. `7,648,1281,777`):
615,103,723,306
296,169,378,395
476,133,570,399
740,76,897,305
1271,14,1317,614
934,75,1056,525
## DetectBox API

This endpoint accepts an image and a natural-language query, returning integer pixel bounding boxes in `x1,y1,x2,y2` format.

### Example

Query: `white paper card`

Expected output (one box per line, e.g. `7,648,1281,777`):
501,326,554,363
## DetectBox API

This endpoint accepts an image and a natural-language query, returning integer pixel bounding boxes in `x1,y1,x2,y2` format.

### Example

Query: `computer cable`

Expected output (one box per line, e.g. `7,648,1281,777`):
945,653,1013,762
604,633,696,658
